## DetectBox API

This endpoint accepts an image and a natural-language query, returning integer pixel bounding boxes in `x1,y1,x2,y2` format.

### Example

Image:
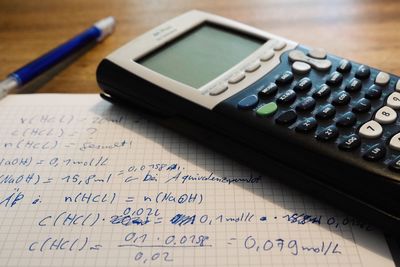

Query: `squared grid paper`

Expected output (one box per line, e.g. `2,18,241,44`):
0,94,394,267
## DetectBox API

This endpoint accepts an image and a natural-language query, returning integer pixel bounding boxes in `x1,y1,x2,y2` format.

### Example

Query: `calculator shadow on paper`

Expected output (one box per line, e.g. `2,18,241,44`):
89,100,398,263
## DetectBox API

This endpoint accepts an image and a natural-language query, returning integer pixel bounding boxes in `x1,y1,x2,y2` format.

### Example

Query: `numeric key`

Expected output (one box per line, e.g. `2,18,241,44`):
359,120,382,138
386,92,400,109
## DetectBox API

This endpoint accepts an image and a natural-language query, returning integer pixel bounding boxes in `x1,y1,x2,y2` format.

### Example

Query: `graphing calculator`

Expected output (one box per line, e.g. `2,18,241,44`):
96,10,400,235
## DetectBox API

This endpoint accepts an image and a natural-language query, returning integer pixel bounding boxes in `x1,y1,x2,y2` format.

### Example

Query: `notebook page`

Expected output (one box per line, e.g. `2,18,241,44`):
0,94,394,267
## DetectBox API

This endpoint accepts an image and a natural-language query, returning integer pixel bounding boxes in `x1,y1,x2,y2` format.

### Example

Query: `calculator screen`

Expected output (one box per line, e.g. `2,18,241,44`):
138,23,265,88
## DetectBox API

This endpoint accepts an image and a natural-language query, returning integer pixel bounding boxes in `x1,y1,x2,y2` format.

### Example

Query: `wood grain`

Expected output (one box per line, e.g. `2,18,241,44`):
1,0,399,93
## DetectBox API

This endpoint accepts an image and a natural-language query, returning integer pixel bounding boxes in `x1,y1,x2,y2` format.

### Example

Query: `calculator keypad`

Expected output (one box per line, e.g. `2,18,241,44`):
234,46,400,173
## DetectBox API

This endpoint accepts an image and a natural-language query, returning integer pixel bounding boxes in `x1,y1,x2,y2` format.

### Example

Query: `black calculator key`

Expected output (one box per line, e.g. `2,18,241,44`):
326,71,343,86
355,65,371,79
258,82,278,98
332,91,351,106
238,94,259,110
345,78,362,93
312,84,331,99
316,104,336,120
363,143,386,161
276,71,294,85
388,156,400,172
338,134,361,151
296,97,316,112
316,125,339,142
352,98,371,113
365,85,382,100
295,117,317,133
336,59,352,73
275,110,297,125
336,112,357,127
293,77,312,92
276,90,296,105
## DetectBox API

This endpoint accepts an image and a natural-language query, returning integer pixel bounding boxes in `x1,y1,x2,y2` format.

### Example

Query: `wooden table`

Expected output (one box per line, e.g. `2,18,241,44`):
1,0,400,93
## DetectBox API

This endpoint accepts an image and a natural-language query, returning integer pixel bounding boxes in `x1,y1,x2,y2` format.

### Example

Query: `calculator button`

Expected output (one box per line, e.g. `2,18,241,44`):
374,106,397,124
355,65,371,79
336,59,352,73
292,61,311,74
332,91,351,106
258,83,278,98
316,125,339,142
209,83,228,96
245,60,261,73
293,77,312,92
288,50,332,71
296,97,316,112
396,80,400,92
312,84,331,99
345,78,362,93
295,117,317,133
228,71,245,84
389,132,400,151
359,120,383,138
388,156,400,172
276,71,294,86
363,143,386,161
375,72,390,86
365,85,382,100
352,98,371,113
316,104,336,120
276,90,296,105
260,50,275,61
238,94,258,110
326,71,343,86
338,134,361,151
386,92,400,109
308,48,327,59
256,102,278,117
273,40,287,51
275,110,297,125
336,112,357,127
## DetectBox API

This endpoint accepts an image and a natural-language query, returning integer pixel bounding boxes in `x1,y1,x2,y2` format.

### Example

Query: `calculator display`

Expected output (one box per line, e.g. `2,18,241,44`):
138,23,265,88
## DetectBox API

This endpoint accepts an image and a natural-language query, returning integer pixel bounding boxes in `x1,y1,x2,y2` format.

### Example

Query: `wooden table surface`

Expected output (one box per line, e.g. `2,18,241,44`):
1,0,400,94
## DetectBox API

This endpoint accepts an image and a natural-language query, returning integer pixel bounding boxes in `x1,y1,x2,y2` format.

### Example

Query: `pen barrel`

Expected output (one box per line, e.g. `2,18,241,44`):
11,26,101,85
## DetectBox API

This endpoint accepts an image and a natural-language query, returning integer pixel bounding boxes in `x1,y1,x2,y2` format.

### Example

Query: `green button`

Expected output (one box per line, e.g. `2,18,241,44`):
256,102,277,116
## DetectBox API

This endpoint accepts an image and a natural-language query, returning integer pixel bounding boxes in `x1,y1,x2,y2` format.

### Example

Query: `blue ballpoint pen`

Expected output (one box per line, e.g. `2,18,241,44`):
0,16,116,99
